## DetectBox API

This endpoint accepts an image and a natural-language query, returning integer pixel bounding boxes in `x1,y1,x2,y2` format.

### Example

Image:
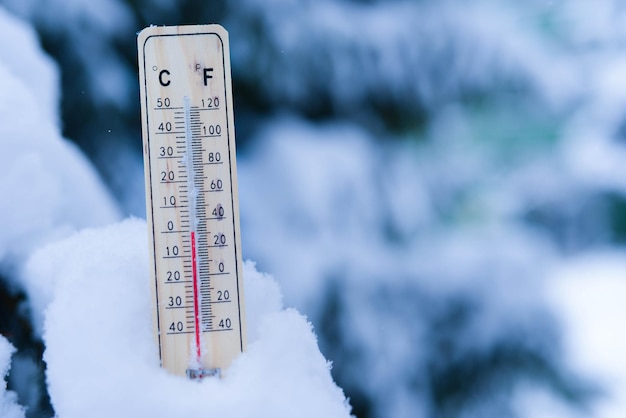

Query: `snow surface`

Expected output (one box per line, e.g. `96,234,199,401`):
3,1,626,417
1,0,135,110
0,337,24,418
230,2,626,415
0,7,58,125
25,219,350,418
546,252,626,418
0,7,120,275
0,5,352,417
226,0,579,114
0,7,120,413
0,12,123,411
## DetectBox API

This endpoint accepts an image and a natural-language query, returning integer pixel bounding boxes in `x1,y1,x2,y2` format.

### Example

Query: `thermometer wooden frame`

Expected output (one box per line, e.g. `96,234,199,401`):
138,24,246,378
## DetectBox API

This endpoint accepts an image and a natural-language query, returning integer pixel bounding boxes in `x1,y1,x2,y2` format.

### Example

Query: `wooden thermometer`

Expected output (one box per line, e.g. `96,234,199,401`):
138,24,246,378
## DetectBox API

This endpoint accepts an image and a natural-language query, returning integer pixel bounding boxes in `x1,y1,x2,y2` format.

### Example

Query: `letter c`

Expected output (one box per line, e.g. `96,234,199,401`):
159,69,171,87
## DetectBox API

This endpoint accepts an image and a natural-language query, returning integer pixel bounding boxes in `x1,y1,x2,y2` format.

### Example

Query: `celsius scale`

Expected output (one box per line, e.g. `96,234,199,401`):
138,24,246,378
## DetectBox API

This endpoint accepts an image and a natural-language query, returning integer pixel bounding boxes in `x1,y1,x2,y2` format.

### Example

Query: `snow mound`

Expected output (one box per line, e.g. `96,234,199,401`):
547,251,626,418
0,336,24,418
0,7,58,123
26,219,350,418
0,5,120,272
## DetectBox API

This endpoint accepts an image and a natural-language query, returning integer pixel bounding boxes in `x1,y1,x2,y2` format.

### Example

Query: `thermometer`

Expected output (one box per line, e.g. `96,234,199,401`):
138,24,246,378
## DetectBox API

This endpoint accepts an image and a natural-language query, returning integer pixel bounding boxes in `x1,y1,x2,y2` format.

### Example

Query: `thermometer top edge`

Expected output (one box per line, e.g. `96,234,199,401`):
137,24,229,46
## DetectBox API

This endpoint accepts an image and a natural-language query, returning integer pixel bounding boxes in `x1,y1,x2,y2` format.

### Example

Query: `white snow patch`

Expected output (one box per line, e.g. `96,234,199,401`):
0,6,58,124
547,250,626,418
0,6,120,328
0,336,25,418
27,219,351,418
0,5,120,275
513,382,587,418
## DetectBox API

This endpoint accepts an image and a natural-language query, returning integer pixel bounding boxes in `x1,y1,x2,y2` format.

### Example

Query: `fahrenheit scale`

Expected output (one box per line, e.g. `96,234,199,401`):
138,25,246,378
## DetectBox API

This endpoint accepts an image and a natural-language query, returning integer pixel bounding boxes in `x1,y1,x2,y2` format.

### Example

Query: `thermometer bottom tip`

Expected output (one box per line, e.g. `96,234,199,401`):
186,368,221,380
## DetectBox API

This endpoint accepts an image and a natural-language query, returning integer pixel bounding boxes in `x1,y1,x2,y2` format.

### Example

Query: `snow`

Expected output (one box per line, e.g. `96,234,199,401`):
239,118,388,308
546,252,626,418
0,6,122,414
0,4,351,417
0,14,123,412
0,6,120,275
2,0,135,110
228,4,626,415
0,337,24,418
26,219,350,418
238,116,570,417
226,0,580,119
3,0,626,417
0,7,58,124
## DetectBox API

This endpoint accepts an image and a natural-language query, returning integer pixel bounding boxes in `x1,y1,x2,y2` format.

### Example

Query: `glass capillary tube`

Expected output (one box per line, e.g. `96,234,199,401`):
184,96,202,368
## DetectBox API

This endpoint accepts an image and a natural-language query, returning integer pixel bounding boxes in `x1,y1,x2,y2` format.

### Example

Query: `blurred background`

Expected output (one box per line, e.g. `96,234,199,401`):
1,0,626,417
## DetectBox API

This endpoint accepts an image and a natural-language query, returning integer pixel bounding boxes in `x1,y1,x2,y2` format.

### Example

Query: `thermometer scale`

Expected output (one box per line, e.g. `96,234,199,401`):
138,25,246,378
